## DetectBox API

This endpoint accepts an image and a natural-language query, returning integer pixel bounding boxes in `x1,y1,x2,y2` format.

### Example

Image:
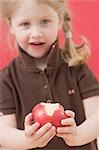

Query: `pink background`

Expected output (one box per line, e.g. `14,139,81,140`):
0,0,99,80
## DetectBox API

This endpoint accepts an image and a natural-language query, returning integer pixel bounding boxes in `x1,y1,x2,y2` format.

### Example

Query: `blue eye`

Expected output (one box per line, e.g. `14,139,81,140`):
41,19,50,25
22,22,30,26
19,22,30,28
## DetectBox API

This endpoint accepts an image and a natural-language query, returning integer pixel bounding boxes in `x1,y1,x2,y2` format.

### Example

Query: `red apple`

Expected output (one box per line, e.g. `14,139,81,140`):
32,102,69,127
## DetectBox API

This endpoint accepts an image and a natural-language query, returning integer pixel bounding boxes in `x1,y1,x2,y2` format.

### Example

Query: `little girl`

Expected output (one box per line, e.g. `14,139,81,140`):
0,0,99,150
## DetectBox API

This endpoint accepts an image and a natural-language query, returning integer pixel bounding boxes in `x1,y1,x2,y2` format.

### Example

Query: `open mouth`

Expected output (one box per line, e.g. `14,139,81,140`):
30,42,45,46
29,42,46,50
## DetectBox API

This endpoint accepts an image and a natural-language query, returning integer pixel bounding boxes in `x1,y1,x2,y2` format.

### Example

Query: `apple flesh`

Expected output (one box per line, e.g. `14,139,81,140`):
32,102,69,127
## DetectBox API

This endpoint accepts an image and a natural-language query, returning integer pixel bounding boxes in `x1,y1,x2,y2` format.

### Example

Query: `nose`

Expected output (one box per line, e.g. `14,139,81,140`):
30,25,42,39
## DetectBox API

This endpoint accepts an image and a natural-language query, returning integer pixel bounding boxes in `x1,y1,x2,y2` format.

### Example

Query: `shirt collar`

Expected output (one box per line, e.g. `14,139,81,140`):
18,41,64,72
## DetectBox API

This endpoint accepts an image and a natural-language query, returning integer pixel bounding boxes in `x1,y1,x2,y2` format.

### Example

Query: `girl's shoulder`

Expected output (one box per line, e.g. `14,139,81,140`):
70,63,99,99
0,56,20,80
69,63,97,81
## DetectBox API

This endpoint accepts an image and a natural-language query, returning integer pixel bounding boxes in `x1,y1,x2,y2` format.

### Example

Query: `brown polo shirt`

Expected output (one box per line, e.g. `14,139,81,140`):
0,42,99,150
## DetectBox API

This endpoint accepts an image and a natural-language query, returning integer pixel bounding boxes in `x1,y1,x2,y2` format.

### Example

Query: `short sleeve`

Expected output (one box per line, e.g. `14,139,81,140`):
75,64,99,99
0,70,16,114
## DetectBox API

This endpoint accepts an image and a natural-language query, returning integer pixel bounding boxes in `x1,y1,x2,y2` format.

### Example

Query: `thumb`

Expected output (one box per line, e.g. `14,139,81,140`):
65,110,75,118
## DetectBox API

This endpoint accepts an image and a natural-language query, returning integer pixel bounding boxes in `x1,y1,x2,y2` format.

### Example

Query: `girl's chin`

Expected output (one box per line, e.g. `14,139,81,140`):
28,52,46,58
27,49,50,58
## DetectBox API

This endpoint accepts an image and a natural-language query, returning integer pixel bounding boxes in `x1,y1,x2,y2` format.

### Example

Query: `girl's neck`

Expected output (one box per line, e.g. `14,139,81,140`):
34,44,53,71
34,55,48,71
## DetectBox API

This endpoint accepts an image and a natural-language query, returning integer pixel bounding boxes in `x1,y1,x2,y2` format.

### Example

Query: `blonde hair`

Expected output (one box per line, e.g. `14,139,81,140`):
2,0,90,66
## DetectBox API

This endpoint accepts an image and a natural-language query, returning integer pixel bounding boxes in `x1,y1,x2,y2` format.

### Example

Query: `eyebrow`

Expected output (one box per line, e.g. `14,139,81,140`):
42,15,52,17
15,18,29,22
15,14,54,24
41,15,55,20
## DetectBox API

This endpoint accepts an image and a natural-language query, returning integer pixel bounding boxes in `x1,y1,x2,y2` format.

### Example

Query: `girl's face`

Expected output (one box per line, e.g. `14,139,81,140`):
10,0,62,58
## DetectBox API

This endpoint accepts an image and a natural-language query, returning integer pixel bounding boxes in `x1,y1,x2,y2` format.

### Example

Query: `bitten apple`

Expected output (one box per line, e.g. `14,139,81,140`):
32,102,69,127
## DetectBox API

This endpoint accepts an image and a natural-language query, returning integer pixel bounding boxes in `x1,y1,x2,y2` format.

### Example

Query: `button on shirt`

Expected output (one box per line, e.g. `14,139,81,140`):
0,42,99,150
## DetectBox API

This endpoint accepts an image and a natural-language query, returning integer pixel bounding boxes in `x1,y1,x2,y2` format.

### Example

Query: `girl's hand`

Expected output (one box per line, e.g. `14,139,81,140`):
56,110,78,146
24,113,56,149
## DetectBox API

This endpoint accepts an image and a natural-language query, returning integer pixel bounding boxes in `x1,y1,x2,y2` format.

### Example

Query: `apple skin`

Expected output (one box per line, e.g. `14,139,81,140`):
32,102,69,128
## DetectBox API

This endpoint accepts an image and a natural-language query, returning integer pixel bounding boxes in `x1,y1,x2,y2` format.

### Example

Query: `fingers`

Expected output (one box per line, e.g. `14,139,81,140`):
61,117,76,126
25,120,55,140
37,126,56,147
65,110,75,118
25,122,40,136
60,110,76,127
25,122,56,148
56,111,77,139
25,113,40,136
57,118,76,134
56,124,77,139
34,123,54,140
57,126,75,134
25,113,33,127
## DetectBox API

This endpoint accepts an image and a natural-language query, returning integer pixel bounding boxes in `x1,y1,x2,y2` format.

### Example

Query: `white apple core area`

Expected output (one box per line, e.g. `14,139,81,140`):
41,102,59,116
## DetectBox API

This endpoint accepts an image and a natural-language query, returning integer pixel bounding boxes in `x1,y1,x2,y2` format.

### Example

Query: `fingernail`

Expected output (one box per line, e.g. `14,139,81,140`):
47,122,52,126
61,120,66,125
36,122,40,126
